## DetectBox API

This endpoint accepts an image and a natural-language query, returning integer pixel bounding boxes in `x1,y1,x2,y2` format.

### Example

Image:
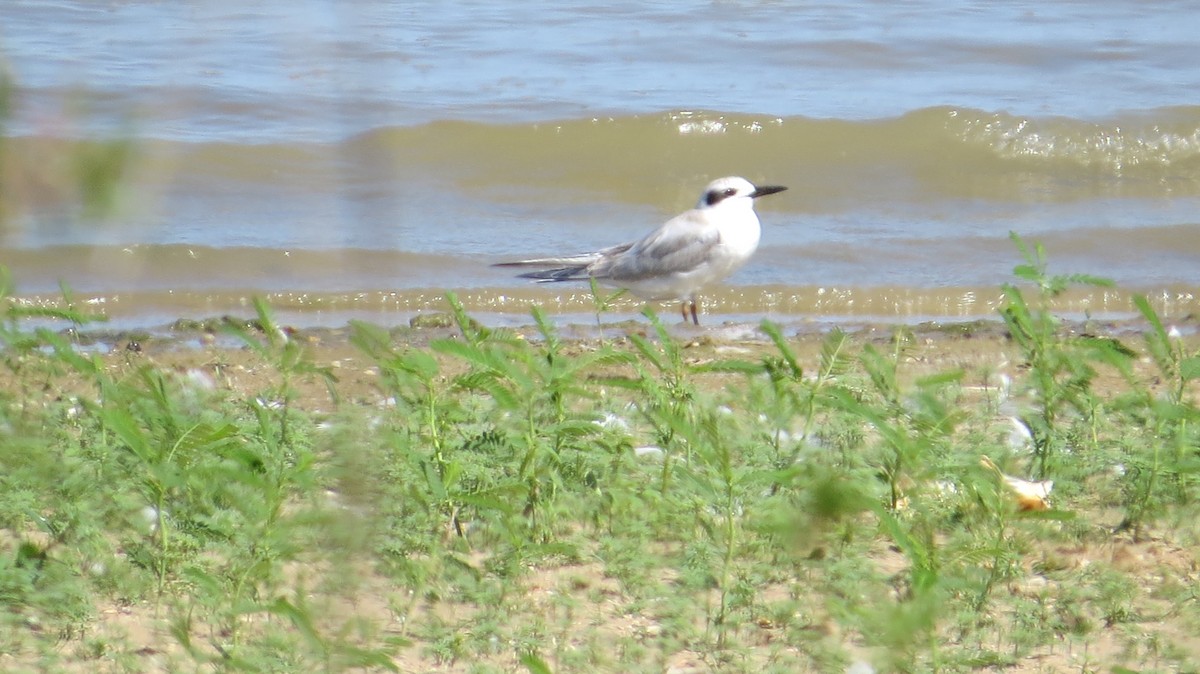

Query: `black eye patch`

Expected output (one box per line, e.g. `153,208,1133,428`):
705,187,739,206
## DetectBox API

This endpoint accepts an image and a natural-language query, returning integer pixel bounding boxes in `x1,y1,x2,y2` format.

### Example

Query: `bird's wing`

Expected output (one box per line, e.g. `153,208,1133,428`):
494,243,635,282
492,252,603,268
596,211,719,281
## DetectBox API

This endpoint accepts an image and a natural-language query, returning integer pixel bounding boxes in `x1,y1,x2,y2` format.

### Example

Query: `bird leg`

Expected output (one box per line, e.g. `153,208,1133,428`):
681,300,699,326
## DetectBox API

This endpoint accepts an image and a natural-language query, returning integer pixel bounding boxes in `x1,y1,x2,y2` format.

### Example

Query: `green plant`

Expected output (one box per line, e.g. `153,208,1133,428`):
674,407,757,649
1112,295,1200,537
831,328,963,511
587,276,628,331
428,295,622,542
619,308,699,496
757,322,852,473
999,232,1129,479
5,246,1200,671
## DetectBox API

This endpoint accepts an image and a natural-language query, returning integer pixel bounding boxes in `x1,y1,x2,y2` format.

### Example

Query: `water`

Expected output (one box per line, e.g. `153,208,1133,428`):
2,1,1199,328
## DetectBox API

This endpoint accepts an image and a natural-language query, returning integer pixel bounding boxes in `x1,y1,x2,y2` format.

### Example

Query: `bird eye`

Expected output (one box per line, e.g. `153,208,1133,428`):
705,187,740,206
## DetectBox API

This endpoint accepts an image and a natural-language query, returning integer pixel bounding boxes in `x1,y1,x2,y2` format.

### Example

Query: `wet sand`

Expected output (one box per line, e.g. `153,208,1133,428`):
50,310,1197,414
11,278,1200,340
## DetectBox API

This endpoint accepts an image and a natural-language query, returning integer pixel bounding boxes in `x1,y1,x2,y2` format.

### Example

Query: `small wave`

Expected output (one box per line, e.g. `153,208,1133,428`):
331,106,1200,201
8,106,1200,207
942,106,1200,172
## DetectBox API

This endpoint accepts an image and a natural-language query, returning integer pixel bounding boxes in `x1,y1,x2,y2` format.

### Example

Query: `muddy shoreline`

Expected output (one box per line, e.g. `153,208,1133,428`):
28,309,1191,416
39,309,1197,356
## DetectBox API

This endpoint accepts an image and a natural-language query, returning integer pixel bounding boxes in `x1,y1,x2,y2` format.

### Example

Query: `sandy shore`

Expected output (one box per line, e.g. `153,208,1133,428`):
9,308,1200,673
55,311,1192,411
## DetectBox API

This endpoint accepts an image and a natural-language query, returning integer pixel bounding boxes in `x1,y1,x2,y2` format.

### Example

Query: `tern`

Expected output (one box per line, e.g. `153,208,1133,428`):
495,176,786,325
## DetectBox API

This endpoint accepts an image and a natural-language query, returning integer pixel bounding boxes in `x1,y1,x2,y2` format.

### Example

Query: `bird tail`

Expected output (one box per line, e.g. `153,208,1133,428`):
492,253,599,269
492,254,599,283
512,264,592,283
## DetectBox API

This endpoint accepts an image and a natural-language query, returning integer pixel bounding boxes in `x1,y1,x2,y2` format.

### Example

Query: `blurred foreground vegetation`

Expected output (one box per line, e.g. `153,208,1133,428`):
1,241,1199,673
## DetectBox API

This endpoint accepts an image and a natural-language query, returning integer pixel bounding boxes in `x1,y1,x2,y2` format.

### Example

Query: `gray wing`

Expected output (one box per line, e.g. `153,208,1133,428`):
494,243,634,282
594,212,719,281
493,251,602,269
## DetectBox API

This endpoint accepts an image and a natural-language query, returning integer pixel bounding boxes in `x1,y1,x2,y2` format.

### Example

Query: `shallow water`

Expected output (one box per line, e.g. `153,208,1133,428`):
1,1,1198,328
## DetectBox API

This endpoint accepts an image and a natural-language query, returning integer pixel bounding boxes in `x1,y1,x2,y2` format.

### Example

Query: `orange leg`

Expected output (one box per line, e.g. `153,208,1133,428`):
681,300,699,325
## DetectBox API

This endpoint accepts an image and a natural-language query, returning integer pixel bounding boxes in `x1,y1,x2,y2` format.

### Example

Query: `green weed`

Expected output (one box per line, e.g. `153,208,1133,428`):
1000,232,1128,479
2,232,1200,672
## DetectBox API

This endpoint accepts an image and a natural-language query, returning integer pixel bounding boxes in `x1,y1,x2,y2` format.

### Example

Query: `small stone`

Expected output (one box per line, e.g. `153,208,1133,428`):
409,313,456,329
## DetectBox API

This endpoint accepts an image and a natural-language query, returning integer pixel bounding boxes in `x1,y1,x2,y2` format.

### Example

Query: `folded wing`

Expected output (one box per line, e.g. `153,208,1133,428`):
597,214,720,282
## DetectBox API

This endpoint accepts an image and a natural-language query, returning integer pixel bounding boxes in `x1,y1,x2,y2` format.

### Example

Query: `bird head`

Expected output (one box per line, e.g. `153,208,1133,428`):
697,176,787,209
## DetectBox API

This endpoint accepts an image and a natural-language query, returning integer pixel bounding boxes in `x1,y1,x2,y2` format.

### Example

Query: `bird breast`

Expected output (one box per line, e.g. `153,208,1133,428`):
715,211,762,261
